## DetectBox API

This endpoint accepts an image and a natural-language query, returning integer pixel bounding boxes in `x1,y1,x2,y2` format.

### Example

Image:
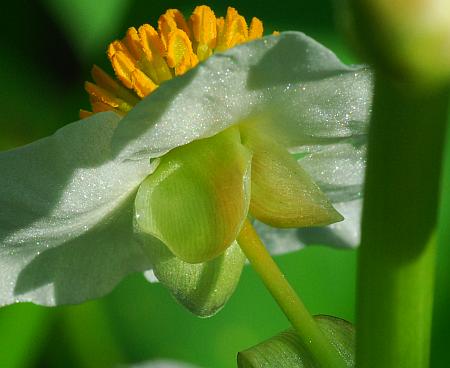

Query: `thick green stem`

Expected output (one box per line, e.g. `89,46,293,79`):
237,219,347,368
356,75,449,367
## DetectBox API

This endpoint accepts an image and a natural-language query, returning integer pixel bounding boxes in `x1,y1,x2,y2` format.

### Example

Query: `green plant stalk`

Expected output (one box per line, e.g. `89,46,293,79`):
356,74,449,367
237,219,347,368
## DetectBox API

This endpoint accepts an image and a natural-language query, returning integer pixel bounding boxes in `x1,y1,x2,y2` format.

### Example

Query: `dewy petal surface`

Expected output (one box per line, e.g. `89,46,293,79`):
0,31,372,306
112,31,372,162
0,112,154,306
257,139,366,252
297,139,366,203
111,31,371,255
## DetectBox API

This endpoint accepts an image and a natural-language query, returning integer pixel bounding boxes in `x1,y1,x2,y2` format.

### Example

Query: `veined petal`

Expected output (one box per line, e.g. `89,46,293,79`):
0,31,372,306
140,234,245,317
112,31,372,162
134,128,252,263
240,126,342,228
273,139,366,251
296,138,366,203
108,31,371,254
0,112,154,306
255,199,363,254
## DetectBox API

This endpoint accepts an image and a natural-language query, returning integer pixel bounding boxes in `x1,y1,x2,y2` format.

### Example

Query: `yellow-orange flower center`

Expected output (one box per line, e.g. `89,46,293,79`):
81,6,264,118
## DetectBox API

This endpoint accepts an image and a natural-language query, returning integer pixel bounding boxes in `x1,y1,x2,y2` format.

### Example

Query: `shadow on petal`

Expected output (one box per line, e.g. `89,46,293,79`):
12,198,151,306
246,32,350,89
111,68,199,160
0,112,151,245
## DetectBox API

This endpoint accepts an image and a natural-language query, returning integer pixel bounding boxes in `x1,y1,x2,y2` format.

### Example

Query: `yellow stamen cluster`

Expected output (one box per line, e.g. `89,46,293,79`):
81,6,263,118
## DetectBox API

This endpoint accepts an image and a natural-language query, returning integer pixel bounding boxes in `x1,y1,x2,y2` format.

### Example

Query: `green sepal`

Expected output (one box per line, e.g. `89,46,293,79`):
135,127,252,263
139,232,246,317
240,125,343,228
237,315,355,367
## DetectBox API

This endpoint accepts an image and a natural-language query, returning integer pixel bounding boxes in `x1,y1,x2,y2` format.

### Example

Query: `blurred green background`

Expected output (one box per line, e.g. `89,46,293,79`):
0,1,448,367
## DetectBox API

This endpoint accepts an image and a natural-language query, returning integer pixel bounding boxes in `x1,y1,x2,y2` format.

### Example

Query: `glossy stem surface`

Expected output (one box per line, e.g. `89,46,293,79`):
356,75,449,367
237,219,347,368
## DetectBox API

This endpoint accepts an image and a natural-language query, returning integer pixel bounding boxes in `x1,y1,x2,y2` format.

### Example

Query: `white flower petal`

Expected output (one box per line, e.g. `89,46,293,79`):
109,31,371,255
298,139,366,203
0,112,154,306
1,31,372,306
255,199,362,253
113,32,372,161
144,269,159,283
296,199,362,248
253,221,304,256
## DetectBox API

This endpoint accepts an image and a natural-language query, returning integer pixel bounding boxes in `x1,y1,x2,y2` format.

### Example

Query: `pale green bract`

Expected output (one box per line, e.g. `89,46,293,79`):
0,32,372,307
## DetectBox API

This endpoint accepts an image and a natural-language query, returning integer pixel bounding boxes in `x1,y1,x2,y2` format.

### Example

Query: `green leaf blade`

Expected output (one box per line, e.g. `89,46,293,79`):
0,112,153,307
238,315,355,368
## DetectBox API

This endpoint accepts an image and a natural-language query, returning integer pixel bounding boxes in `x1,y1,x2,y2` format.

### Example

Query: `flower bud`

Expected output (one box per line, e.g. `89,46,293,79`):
346,0,450,87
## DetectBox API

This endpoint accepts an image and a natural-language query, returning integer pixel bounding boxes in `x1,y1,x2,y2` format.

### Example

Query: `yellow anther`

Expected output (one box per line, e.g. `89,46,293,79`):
85,82,119,108
158,9,191,49
139,24,173,83
166,29,198,75
91,65,140,106
190,5,217,60
85,81,133,113
124,28,160,85
167,9,192,38
108,40,128,55
225,7,241,24
129,68,158,97
216,17,226,51
118,31,167,89
90,99,124,115
123,27,143,61
139,24,165,57
249,17,263,40
108,43,158,97
108,49,133,89
191,5,217,45
83,6,265,117
224,7,249,49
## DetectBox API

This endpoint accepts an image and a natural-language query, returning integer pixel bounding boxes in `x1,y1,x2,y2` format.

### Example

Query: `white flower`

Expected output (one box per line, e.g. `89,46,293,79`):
0,30,372,308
